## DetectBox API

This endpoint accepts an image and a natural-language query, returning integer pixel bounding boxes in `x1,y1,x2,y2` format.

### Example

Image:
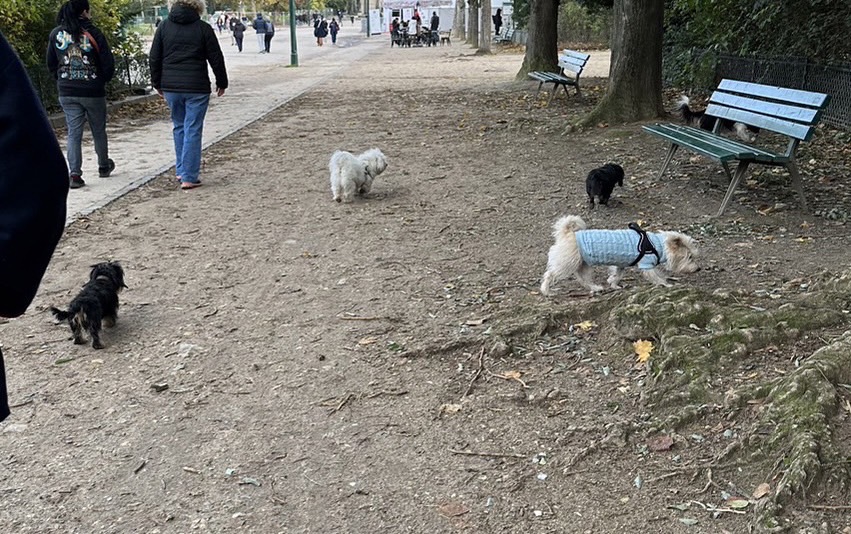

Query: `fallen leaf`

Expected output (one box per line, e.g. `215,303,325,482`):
634,339,654,363
358,337,377,345
679,518,699,526
752,483,771,499
573,320,596,332
438,501,469,518
465,318,486,326
726,498,750,509
647,435,674,452
439,403,462,414
502,370,522,380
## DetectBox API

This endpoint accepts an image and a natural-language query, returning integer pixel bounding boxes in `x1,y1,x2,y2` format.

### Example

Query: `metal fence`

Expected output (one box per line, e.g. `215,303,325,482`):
714,53,851,131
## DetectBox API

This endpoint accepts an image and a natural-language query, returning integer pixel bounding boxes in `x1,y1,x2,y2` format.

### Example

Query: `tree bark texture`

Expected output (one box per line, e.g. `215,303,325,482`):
517,0,559,79
453,0,466,41
467,0,480,48
582,0,665,124
479,0,492,53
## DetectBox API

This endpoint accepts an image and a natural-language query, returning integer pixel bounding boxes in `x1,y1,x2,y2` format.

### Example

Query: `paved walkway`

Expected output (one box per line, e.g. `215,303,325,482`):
62,23,379,225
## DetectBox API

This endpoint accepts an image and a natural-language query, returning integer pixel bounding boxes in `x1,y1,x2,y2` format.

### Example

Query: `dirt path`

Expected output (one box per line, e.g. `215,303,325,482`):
2,41,849,533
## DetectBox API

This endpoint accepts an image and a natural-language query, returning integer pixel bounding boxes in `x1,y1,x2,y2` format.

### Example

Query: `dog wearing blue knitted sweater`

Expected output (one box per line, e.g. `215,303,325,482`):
540,215,700,295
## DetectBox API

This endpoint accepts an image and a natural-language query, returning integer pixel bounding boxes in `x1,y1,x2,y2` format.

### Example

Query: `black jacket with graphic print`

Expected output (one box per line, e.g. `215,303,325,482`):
46,19,115,98
149,4,228,94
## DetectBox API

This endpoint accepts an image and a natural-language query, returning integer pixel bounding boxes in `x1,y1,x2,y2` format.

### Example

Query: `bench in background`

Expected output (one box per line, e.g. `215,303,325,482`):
643,80,831,216
495,28,515,44
527,50,590,108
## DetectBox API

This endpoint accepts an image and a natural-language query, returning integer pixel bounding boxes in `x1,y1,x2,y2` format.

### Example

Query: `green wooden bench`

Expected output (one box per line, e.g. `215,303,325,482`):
643,79,831,216
527,50,590,108
495,28,515,44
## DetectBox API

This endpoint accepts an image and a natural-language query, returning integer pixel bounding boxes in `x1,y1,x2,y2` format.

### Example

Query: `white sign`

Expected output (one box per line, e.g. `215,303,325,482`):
369,9,382,34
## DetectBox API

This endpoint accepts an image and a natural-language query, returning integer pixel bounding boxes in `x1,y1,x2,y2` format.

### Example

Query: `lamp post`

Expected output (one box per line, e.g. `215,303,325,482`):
289,0,298,65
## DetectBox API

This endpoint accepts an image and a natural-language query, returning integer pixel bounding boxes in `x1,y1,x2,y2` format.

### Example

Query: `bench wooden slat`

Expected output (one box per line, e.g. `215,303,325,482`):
559,57,587,71
705,103,816,141
717,79,831,109
561,50,590,62
643,124,751,163
645,124,784,162
709,93,823,125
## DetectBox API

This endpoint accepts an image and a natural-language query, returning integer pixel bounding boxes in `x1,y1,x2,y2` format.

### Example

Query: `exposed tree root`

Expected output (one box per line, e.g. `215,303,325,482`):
480,276,851,530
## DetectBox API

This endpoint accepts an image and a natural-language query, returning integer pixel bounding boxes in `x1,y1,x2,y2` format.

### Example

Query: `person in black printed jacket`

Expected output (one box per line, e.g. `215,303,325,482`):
0,31,69,423
46,0,116,189
149,0,228,190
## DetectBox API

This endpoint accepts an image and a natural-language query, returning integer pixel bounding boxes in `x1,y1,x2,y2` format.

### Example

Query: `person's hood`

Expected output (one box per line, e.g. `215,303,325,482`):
168,0,205,23
169,3,201,24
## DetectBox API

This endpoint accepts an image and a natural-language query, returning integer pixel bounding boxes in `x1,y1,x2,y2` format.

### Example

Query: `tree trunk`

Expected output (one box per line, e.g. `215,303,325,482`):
453,0,466,41
517,0,559,79
580,0,665,125
467,0,479,48
479,0,492,53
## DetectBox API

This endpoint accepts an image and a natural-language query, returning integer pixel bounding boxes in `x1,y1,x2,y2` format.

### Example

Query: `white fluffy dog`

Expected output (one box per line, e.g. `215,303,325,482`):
329,148,388,203
540,215,700,295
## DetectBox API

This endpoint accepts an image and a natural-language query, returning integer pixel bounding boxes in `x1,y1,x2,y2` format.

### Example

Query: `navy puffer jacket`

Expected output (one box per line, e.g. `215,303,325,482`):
149,3,228,94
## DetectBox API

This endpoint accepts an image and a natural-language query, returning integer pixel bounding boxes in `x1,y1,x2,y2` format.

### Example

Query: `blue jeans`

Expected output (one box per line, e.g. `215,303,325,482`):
163,92,210,184
59,95,109,177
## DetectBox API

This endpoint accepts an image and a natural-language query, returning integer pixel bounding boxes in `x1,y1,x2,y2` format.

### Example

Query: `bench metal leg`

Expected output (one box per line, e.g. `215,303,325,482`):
785,159,809,212
717,161,750,217
530,81,545,109
656,144,679,180
546,84,559,107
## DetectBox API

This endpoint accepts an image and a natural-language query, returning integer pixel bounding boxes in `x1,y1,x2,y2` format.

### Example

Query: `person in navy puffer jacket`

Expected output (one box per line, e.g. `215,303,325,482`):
150,0,228,190
0,30,69,422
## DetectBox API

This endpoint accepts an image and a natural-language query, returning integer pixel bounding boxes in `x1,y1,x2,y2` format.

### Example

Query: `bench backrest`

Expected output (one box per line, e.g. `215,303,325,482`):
706,79,831,142
558,50,590,78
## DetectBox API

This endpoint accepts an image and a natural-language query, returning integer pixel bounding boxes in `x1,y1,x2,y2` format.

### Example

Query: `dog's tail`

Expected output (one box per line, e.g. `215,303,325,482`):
552,215,587,238
676,95,702,124
50,306,72,321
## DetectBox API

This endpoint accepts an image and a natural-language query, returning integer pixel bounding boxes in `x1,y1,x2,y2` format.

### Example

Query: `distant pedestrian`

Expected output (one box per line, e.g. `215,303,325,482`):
232,17,245,52
264,17,275,52
1,30,69,423
46,0,116,189
314,17,328,46
329,18,339,45
493,8,503,35
252,13,267,53
150,0,228,190
350,15,354,25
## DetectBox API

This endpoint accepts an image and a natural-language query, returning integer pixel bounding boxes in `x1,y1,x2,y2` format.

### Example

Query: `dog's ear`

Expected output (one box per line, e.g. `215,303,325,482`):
667,233,697,255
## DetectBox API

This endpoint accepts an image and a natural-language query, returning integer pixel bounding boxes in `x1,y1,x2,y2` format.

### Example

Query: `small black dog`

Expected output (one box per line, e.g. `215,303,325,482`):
586,163,625,209
51,262,127,349
677,95,759,142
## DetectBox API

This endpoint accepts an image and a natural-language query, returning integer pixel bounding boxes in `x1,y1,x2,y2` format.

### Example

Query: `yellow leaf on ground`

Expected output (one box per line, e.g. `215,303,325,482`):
358,337,377,345
634,339,654,363
573,320,596,332
502,370,522,380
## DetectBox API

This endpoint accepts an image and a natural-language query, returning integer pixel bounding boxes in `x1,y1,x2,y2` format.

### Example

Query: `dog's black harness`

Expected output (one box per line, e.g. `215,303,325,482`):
628,222,661,267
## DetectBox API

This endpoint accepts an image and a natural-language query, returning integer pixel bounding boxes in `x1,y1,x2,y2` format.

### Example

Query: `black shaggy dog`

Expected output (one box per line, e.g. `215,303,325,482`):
677,95,759,143
51,262,127,349
586,163,625,209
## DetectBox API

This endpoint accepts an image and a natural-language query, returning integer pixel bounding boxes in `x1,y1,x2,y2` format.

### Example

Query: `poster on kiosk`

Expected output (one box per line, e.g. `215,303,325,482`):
369,9,382,34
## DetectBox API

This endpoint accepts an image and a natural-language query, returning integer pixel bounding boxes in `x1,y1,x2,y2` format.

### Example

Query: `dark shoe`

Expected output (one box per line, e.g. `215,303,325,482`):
69,175,85,189
180,181,202,190
98,158,115,177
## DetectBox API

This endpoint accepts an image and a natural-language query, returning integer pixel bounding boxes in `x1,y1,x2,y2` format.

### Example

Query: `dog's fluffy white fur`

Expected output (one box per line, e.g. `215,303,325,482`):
329,148,388,203
540,215,700,295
